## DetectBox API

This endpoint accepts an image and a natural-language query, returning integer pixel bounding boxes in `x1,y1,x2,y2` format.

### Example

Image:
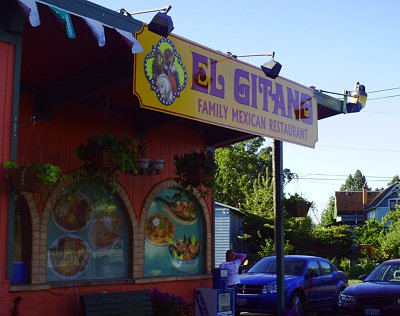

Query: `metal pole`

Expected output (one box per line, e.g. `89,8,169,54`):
273,139,285,315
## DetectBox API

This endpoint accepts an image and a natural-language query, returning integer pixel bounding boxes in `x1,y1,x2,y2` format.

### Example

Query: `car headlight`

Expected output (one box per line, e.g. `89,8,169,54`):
262,284,277,294
340,294,357,304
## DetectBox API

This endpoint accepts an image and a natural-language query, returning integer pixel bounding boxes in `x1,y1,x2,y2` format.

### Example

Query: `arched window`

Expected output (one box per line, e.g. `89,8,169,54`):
46,180,130,281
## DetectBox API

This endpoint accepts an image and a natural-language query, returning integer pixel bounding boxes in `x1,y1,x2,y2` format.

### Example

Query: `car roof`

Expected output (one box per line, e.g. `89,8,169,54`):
263,255,328,261
381,259,400,264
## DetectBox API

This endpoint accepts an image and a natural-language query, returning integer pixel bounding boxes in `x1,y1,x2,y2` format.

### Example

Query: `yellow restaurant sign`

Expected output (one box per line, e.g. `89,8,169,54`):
134,27,318,148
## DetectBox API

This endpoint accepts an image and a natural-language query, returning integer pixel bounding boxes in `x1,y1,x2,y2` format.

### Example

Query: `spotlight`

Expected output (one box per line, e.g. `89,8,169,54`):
148,5,174,37
261,52,282,79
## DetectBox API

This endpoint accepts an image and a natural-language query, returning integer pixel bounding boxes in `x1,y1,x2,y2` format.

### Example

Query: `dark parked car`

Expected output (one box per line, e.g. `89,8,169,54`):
339,259,400,315
235,255,348,315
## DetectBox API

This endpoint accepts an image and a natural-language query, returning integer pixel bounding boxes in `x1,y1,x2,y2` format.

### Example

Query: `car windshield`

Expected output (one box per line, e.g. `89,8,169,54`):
365,262,400,282
248,258,305,276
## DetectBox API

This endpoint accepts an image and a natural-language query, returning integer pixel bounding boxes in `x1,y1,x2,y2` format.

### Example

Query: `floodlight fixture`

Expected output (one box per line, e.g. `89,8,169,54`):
118,6,174,38
260,52,282,79
148,5,174,37
319,82,368,113
225,51,282,79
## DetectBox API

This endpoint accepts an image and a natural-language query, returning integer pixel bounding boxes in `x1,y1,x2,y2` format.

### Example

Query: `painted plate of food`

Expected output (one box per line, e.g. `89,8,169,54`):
48,235,91,278
88,208,123,250
155,197,198,225
52,192,93,232
168,235,200,272
145,214,175,246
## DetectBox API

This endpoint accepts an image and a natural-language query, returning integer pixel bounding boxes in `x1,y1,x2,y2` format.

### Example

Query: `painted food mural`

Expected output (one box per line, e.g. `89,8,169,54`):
144,187,204,276
145,214,175,245
48,235,90,277
47,182,128,281
52,192,93,232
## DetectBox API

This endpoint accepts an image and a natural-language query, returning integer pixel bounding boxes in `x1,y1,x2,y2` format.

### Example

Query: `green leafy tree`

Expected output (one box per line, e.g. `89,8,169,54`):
312,225,353,260
242,169,274,218
319,196,336,227
340,169,370,191
388,175,400,186
380,222,400,260
215,137,272,208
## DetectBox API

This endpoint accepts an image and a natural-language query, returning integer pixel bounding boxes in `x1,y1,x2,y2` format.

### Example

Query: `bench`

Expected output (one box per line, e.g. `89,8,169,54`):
81,289,153,316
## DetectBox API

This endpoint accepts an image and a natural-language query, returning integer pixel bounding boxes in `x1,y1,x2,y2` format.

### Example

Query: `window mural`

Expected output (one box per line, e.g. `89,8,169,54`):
144,187,204,277
47,181,129,281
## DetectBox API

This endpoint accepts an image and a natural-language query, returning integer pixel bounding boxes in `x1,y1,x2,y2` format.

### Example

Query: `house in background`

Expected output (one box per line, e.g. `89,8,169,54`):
335,182,400,226
365,181,400,222
214,202,246,268
335,186,380,226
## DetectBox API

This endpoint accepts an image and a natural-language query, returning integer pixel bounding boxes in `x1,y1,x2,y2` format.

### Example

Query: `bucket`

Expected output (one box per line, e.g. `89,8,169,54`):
12,262,27,284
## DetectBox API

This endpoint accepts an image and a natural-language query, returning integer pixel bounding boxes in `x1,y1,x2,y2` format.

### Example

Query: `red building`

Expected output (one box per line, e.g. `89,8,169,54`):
0,0,356,315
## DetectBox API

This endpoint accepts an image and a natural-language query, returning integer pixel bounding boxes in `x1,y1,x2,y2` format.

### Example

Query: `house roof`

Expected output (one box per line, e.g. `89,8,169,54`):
335,190,380,215
215,202,245,216
365,182,400,211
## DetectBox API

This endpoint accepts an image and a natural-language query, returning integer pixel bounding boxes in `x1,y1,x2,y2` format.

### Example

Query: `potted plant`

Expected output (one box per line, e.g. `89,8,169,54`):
75,133,138,175
174,150,217,194
284,193,313,217
4,160,64,193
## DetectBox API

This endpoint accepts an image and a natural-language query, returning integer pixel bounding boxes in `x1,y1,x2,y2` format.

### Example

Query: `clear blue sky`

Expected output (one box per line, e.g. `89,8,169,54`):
94,0,400,222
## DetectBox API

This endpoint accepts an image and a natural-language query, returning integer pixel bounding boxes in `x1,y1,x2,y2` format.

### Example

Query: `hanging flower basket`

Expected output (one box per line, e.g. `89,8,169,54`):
4,162,64,193
75,133,138,175
174,150,217,191
7,167,44,193
186,166,209,186
285,201,311,217
86,148,116,169
284,193,312,217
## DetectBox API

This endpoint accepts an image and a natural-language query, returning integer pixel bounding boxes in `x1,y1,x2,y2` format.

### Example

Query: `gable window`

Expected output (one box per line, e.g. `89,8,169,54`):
389,199,400,211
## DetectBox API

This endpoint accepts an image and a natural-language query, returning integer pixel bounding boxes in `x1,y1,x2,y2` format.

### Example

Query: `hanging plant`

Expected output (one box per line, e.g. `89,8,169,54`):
4,160,65,193
284,193,313,217
75,133,138,175
173,150,217,195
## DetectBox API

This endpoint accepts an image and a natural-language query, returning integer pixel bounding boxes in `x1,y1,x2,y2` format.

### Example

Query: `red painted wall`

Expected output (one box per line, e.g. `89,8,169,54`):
1,91,213,314
0,41,15,315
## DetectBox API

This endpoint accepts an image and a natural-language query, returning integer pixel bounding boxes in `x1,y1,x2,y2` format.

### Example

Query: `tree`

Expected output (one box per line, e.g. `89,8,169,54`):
340,169,370,191
319,196,336,227
388,175,400,186
215,137,272,208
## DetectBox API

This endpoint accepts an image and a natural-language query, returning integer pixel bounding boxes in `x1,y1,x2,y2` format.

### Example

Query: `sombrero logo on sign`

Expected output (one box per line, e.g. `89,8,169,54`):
144,38,187,105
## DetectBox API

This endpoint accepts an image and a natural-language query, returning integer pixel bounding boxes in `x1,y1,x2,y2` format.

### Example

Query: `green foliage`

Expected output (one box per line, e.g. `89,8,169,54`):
4,160,65,185
312,225,353,260
380,222,400,260
319,196,336,227
76,133,138,175
353,218,384,248
174,150,217,193
337,257,378,278
388,175,400,186
242,169,274,217
340,169,370,191
215,137,272,208
285,217,314,254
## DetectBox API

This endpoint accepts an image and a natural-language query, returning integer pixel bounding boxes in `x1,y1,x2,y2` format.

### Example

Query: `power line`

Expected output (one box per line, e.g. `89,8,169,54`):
368,87,400,94
368,94,400,100
316,144,400,153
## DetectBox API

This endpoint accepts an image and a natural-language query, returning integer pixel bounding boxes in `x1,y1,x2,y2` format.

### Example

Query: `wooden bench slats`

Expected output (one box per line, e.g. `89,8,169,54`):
81,290,153,316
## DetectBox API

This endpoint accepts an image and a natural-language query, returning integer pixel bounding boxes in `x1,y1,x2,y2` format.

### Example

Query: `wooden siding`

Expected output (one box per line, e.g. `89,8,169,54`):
0,41,15,310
